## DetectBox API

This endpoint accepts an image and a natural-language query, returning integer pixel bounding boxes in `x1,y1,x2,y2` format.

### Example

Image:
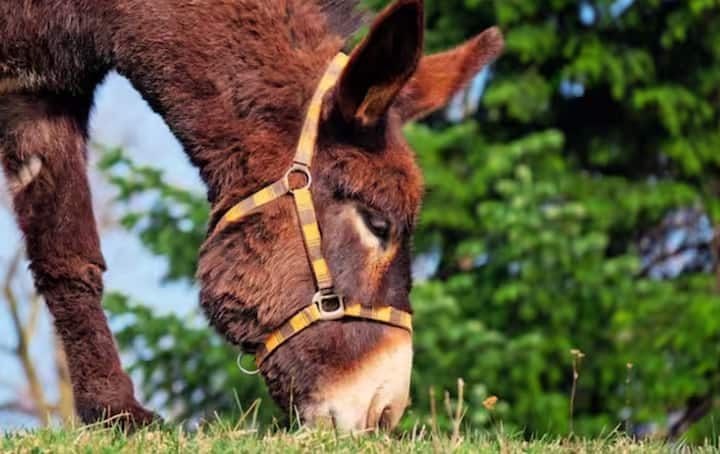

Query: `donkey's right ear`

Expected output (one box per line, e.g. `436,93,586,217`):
333,0,424,129
393,26,504,123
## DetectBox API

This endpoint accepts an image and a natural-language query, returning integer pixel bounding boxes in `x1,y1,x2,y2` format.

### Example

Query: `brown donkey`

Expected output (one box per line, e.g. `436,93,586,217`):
0,0,502,431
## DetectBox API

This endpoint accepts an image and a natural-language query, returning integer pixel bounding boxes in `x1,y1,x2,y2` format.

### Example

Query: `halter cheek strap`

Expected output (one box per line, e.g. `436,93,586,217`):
213,53,413,368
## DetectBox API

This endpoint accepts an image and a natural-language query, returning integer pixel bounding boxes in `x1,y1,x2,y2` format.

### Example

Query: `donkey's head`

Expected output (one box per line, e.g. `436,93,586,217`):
196,0,502,431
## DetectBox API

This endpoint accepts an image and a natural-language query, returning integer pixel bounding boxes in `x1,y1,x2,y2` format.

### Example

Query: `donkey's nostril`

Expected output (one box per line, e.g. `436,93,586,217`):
378,406,393,431
330,408,338,430
367,401,402,431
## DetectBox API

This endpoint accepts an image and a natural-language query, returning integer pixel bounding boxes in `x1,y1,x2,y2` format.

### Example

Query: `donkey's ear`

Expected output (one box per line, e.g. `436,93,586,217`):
334,0,424,128
393,27,504,123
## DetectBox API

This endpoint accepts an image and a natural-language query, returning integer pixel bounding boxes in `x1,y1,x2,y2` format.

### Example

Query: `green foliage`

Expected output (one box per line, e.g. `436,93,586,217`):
99,148,207,282
403,122,718,436
100,0,720,442
395,0,720,439
105,293,277,425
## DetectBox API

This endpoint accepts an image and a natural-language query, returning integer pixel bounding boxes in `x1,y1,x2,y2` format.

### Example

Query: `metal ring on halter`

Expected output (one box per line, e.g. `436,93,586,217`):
284,163,313,192
237,353,260,375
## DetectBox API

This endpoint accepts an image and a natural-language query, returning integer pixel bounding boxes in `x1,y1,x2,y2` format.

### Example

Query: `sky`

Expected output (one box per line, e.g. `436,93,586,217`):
0,72,206,429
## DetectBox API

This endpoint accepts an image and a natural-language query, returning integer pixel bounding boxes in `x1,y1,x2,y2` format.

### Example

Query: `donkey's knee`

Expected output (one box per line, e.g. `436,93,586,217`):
29,258,105,316
1,93,104,266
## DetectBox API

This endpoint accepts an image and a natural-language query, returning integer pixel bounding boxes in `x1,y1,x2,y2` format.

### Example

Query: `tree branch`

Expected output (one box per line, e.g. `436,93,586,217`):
667,394,716,441
637,244,704,278
54,334,76,426
0,401,36,416
26,293,43,339
3,246,52,426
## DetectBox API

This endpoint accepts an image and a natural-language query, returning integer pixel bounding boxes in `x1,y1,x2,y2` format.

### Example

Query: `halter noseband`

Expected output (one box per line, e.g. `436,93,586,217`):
213,53,413,368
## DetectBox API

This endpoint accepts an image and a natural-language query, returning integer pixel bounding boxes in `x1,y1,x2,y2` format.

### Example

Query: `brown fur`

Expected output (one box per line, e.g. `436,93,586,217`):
0,91,155,426
0,0,502,427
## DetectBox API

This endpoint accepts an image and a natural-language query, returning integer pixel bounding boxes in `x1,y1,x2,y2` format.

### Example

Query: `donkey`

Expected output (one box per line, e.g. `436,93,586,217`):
0,0,502,431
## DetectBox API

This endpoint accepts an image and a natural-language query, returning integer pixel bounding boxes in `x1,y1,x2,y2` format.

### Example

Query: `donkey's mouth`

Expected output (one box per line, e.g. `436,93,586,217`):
302,327,413,432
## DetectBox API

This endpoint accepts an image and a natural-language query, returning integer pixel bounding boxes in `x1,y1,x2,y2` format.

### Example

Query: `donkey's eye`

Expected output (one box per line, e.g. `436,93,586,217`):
360,209,391,242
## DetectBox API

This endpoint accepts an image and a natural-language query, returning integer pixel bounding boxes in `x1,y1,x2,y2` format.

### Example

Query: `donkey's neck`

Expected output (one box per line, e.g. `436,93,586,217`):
109,0,350,204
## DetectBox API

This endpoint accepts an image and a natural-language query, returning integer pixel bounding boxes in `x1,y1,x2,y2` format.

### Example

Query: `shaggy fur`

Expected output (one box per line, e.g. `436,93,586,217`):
0,0,502,428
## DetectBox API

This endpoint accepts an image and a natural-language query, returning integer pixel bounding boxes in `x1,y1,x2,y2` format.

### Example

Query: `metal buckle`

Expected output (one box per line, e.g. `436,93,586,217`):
313,291,345,321
284,163,312,192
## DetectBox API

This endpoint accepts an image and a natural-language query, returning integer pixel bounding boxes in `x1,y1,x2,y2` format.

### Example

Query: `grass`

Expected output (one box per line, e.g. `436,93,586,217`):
3,380,718,453
3,422,720,454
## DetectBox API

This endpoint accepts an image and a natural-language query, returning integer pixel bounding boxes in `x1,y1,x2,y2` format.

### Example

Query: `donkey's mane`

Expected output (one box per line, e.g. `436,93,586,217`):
218,0,364,128
116,0,367,204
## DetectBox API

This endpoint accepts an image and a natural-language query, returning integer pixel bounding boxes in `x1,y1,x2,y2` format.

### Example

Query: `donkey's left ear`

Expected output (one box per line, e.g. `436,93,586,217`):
334,0,424,128
393,26,504,123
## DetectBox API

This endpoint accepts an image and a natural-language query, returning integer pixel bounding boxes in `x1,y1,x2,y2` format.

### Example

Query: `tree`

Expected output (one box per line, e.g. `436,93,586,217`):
370,0,720,439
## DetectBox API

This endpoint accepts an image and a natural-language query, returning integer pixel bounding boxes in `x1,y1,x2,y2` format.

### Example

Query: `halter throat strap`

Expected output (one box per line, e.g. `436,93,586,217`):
213,53,413,368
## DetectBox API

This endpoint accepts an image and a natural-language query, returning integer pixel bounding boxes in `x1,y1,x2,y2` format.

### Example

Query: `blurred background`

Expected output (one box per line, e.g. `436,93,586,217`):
1,0,718,443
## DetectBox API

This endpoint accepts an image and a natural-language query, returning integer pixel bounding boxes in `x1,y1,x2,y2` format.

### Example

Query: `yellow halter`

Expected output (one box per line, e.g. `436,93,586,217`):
214,53,413,368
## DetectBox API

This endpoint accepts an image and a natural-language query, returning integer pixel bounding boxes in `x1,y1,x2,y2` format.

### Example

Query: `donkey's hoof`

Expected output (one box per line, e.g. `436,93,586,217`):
76,398,162,431
112,402,162,431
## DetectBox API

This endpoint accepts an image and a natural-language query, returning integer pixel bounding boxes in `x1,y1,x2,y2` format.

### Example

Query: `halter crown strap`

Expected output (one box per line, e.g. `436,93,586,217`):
213,53,413,369
293,53,348,167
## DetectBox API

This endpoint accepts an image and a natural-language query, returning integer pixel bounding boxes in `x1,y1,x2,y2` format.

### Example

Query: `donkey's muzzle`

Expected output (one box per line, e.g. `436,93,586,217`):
303,327,412,432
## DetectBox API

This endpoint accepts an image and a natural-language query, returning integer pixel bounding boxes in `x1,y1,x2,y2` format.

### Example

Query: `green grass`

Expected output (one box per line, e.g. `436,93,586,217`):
3,423,720,454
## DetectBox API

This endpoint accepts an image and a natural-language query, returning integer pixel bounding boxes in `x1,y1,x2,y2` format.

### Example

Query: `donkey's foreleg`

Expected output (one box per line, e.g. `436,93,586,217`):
0,92,157,428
